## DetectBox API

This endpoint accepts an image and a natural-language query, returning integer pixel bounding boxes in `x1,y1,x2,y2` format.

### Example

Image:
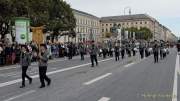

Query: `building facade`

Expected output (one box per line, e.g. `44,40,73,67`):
100,14,174,41
73,9,100,43
58,10,177,43
58,9,100,43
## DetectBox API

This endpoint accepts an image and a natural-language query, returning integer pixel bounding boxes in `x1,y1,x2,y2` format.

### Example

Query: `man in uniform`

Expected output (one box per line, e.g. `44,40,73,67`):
38,44,51,88
89,41,98,67
153,40,159,63
79,43,85,60
114,43,120,61
121,43,125,59
139,42,145,59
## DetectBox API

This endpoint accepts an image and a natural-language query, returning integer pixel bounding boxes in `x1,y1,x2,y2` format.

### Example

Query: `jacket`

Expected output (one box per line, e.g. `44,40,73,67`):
20,52,31,66
38,51,49,67
89,45,98,55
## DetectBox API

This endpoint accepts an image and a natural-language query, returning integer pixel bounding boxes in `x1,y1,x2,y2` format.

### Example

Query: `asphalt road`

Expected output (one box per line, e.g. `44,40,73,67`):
0,48,179,101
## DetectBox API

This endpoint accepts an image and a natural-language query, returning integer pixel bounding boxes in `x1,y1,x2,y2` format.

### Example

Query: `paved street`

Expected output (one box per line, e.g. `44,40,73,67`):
0,48,179,101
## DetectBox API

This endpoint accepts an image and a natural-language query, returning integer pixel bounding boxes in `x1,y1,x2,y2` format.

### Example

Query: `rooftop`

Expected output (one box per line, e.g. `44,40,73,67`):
100,14,155,22
73,9,99,19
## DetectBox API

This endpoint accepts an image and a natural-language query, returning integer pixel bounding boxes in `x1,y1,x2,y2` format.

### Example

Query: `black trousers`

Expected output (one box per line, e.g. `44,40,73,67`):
80,52,84,60
140,50,144,59
115,52,120,61
21,66,32,86
154,52,159,63
39,66,51,86
132,50,136,56
121,50,125,59
90,55,98,67
160,50,163,59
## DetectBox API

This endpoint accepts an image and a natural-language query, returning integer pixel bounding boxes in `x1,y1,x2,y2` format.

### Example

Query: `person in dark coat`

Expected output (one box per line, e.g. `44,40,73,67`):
38,44,51,88
20,45,32,88
139,42,145,59
114,45,120,61
68,43,73,59
153,41,159,63
132,42,136,56
79,44,85,60
121,44,125,59
89,42,98,67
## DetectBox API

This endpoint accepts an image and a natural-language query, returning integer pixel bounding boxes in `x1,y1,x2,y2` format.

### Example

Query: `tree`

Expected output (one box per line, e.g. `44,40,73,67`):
0,0,76,42
48,0,76,40
12,0,50,27
0,0,14,39
139,27,153,40
125,27,152,40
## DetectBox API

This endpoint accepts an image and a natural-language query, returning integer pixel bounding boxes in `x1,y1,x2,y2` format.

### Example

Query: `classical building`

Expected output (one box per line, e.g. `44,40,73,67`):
57,9,100,43
100,14,175,41
58,10,177,43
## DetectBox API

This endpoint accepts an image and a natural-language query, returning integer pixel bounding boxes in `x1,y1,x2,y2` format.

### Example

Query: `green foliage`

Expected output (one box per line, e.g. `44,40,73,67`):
126,27,153,40
0,0,76,40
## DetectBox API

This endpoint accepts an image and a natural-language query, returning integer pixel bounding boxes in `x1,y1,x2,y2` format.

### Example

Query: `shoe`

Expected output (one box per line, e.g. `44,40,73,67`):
29,78,32,84
39,85,45,88
47,79,51,86
20,85,25,88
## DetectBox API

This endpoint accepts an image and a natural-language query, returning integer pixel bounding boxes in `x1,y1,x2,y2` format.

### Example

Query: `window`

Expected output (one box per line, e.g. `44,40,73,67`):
140,22,142,24
122,23,125,25
127,22,129,25
102,29,104,32
136,22,138,24
106,24,108,26
145,22,147,24
106,28,108,32
102,24,104,26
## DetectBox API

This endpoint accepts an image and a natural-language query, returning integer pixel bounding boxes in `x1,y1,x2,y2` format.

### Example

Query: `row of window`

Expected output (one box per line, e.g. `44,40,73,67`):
76,17,99,27
101,26,150,33
76,27,99,34
102,21,148,26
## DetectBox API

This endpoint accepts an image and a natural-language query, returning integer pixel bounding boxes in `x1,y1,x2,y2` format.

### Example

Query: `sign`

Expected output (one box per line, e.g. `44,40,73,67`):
32,27,44,45
15,18,30,44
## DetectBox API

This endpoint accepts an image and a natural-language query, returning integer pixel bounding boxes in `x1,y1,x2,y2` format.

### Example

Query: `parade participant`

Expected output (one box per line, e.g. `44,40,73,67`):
79,43,85,60
114,44,120,61
121,44,125,59
20,45,32,88
89,41,98,67
38,44,51,88
139,42,145,59
153,41,159,63
132,42,136,56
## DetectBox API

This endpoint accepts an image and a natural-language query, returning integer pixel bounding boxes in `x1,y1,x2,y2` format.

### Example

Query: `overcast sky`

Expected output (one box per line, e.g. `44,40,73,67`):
65,0,180,37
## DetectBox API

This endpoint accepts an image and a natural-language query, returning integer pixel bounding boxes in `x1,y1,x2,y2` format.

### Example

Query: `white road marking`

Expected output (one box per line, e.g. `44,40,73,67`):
84,73,112,85
0,56,90,71
172,54,179,101
3,90,36,101
0,66,20,71
124,62,135,68
0,58,113,88
98,97,111,101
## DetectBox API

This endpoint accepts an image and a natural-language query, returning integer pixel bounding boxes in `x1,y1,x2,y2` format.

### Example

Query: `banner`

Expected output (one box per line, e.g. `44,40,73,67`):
15,18,30,44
